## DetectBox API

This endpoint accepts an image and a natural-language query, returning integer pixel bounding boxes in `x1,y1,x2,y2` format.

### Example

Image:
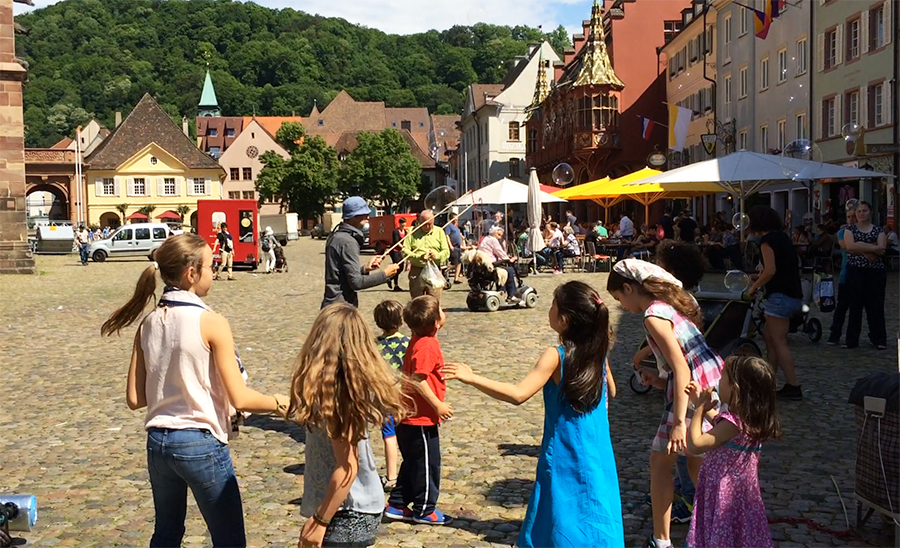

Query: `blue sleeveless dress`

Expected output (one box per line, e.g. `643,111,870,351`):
517,347,625,547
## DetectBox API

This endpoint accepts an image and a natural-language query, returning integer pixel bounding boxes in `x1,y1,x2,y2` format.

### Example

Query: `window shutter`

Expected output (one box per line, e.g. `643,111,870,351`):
815,100,823,139
174,178,182,196
816,33,825,72
885,85,893,125
127,177,134,197
204,178,211,196
834,25,843,66
95,178,102,197
834,94,843,135
860,85,868,127
156,177,164,197
114,177,121,197
885,1,893,46
861,10,870,54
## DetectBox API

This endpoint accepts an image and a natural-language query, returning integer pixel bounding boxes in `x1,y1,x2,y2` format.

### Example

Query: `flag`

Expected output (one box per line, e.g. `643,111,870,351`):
641,117,655,140
668,105,691,152
744,0,785,39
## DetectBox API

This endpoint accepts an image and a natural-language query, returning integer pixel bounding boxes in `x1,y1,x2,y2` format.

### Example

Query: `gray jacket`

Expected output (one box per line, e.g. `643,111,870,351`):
321,223,387,309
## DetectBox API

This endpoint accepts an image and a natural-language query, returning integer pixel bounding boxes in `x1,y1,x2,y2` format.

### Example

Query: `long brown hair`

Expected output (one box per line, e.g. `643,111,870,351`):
101,234,208,336
606,271,702,326
288,304,409,443
554,281,613,413
723,356,781,443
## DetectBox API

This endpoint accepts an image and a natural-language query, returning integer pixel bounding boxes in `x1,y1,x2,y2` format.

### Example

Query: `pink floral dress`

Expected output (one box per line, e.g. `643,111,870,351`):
687,409,773,548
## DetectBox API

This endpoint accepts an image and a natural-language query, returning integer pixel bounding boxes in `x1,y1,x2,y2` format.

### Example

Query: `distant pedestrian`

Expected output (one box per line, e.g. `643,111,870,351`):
101,234,289,548
212,222,234,280
261,227,278,273
75,225,90,265
388,218,408,291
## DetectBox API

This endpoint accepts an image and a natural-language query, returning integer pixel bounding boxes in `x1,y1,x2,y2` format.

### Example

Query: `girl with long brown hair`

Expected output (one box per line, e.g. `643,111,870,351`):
445,281,624,547
102,234,289,548
607,259,722,548
289,303,407,548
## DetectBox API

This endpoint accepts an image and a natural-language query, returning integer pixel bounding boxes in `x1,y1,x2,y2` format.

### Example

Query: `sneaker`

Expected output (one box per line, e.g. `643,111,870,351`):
645,537,674,548
392,286,404,292
553,269,562,275
777,384,803,401
826,338,840,346
383,505,413,522
506,296,521,304
670,495,693,524
413,509,453,525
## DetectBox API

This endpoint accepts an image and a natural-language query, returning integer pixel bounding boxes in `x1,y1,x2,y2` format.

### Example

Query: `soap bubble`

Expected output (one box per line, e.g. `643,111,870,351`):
724,270,750,293
731,212,749,230
552,163,575,186
424,185,458,211
780,139,823,181
430,144,440,159
845,198,859,211
841,123,862,141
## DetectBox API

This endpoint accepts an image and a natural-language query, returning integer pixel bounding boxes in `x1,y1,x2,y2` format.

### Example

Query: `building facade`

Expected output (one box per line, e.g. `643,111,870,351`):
459,41,561,191
85,94,225,228
218,118,288,215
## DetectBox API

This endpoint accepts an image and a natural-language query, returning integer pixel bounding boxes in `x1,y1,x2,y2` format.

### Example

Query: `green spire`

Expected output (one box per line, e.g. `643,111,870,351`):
198,70,220,117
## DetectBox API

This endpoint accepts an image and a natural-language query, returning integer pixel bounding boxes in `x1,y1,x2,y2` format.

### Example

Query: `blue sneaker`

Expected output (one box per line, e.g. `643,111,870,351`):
383,504,413,522
413,509,453,525
670,495,693,524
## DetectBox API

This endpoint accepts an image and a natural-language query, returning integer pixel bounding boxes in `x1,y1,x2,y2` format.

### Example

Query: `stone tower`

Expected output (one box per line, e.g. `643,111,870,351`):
198,70,220,118
0,0,35,274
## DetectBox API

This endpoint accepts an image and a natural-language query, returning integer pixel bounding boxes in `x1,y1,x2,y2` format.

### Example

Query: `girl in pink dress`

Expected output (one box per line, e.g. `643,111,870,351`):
685,355,781,548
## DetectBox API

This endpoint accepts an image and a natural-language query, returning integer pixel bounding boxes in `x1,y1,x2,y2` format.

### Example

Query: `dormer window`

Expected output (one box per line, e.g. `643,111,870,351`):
226,128,235,137
209,128,218,137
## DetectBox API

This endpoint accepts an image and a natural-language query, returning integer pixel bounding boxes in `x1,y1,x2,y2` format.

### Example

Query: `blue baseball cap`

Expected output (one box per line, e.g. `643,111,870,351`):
342,196,370,219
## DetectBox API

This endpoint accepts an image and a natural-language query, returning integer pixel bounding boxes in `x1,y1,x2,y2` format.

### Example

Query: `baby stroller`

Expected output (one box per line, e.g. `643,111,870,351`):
465,260,538,312
751,275,823,343
273,245,288,273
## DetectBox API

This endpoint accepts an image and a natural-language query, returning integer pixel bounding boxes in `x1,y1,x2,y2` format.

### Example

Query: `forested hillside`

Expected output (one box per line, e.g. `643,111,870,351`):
15,0,570,147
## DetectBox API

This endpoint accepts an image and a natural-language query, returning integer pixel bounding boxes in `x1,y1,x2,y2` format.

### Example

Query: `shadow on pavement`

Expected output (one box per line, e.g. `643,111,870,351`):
447,516,523,545
244,414,306,444
498,443,540,457
483,478,535,507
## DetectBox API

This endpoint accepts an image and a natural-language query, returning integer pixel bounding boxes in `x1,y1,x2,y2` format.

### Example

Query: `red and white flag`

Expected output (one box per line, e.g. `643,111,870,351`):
641,117,655,140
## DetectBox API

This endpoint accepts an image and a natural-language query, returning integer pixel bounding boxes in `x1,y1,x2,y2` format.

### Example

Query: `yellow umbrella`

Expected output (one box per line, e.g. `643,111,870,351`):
601,172,722,222
552,176,610,200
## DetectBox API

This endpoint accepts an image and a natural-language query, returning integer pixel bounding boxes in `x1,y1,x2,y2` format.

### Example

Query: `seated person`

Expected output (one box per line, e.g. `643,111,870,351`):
540,221,565,267
630,224,656,259
553,226,582,274
478,226,521,303
595,221,609,239
808,224,837,258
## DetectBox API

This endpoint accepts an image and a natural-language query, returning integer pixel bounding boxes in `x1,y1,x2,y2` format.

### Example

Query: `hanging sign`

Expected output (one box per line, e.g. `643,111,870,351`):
647,152,667,167
701,134,717,155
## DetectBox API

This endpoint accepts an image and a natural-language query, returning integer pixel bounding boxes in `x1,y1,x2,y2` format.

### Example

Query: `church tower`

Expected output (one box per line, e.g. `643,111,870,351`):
198,70,220,117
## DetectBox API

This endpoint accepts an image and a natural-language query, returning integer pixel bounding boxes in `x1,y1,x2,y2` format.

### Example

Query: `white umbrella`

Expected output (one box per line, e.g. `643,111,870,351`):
448,177,566,207
526,169,545,273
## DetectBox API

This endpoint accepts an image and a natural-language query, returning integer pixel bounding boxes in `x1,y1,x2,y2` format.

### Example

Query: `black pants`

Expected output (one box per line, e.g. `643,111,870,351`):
388,252,403,287
388,424,440,517
844,266,887,347
828,282,851,342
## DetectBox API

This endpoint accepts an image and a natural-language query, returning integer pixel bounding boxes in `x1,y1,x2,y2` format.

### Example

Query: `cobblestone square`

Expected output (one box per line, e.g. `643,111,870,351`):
1,237,897,547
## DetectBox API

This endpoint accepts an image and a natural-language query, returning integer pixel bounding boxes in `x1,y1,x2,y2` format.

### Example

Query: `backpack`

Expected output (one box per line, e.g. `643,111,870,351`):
261,236,271,253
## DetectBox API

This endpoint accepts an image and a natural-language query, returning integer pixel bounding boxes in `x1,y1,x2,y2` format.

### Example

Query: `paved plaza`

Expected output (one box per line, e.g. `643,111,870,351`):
1,237,897,548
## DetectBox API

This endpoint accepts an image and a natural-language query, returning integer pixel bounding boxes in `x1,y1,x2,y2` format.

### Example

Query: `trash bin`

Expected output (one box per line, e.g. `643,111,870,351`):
849,373,900,532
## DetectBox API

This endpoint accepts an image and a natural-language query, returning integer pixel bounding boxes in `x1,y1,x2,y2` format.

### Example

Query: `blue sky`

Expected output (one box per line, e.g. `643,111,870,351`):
16,0,595,36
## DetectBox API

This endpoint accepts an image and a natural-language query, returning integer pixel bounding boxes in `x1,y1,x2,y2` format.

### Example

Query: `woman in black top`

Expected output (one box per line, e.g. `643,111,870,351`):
747,206,804,401
842,201,887,350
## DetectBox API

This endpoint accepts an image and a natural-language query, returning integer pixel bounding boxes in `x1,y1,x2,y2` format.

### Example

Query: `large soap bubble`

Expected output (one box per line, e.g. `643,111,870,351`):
424,185,458,211
731,212,749,230
552,163,575,186
780,139,823,181
841,122,862,141
724,270,750,293
844,198,859,211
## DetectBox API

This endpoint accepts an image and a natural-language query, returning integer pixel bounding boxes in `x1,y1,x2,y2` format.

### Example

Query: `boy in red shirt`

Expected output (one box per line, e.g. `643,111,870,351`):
384,295,453,525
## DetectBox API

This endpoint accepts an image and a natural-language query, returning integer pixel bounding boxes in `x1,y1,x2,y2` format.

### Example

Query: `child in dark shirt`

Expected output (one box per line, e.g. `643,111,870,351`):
374,300,409,492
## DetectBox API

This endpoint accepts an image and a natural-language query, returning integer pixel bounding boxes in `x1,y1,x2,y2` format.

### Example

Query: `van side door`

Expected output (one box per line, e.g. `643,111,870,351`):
110,228,133,255
133,227,152,256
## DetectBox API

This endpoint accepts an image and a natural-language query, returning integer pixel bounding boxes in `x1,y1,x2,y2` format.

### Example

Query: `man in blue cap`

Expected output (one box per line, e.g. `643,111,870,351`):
321,196,400,309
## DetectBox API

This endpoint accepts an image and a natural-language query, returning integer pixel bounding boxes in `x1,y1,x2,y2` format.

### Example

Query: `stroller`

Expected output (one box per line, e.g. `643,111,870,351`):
273,245,288,273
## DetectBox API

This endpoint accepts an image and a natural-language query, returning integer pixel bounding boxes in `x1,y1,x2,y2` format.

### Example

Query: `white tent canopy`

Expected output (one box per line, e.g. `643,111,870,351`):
448,177,567,207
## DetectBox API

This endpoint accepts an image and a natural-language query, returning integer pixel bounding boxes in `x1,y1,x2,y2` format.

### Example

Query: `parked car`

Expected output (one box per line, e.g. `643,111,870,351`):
311,223,326,239
89,223,170,262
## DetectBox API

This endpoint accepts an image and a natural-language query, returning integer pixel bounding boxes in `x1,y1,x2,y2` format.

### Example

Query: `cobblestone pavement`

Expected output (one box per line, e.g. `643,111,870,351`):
1,237,897,548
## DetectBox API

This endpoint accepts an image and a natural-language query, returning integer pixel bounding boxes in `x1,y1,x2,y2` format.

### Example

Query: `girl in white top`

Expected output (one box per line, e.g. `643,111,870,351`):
101,234,289,548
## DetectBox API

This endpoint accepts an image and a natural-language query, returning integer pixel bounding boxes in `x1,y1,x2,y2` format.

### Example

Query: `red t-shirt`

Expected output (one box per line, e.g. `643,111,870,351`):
401,335,446,426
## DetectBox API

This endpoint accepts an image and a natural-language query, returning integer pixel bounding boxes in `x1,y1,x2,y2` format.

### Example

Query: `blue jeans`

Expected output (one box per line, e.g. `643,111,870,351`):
79,243,89,264
146,428,246,548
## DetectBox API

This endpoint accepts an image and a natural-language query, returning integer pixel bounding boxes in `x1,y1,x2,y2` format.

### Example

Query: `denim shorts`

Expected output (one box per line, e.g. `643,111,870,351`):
763,292,803,319
381,414,396,438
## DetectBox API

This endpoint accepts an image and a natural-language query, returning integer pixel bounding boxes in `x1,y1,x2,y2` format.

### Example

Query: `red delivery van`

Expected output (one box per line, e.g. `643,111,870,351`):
369,213,418,254
197,199,259,269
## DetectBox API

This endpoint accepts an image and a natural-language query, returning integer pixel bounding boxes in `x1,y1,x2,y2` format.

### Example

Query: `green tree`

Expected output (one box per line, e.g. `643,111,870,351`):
116,203,129,225
175,204,191,222
339,129,421,213
138,204,156,217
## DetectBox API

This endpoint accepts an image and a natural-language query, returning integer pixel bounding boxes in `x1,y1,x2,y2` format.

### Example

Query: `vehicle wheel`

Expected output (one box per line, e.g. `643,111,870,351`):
806,318,823,342
485,295,501,312
629,372,654,394
524,291,538,308
92,249,107,262
466,295,480,312
720,338,762,358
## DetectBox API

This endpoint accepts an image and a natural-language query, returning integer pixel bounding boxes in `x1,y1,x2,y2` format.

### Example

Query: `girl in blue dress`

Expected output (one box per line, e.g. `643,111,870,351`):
445,281,624,547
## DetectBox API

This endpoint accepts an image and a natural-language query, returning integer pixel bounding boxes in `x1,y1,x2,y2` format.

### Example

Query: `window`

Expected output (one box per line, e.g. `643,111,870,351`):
823,98,836,137
760,125,769,152
193,178,207,195
230,168,240,180
777,48,787,83
872,5,886,50
133,177,146,196
149,156,157,165
847,91,860,126
723,14,732,61
796,38,808,74
242,167,252,180
209,128,218,137
739,6,749,35
796,113,807,140
242,191,255,200
873,83,885,126
102,178,115,196
847,19,860,60
509,158,520,178
163,178,176,196
317,119,324,126
152,227,168,240
738,130,748,151
135,228,151,241
705,25,714,54
825,29,837,69
508,122,520,141
114,229,132,241
225,128,235,137
209,146,220,158
777,119,786,150
760,57,769,90
739,67,748,98
664,20,682,43
724,75,733,106
228,191,241,199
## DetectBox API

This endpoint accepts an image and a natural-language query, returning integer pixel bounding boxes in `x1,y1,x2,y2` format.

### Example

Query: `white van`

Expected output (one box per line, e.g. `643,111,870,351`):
89,223,170,262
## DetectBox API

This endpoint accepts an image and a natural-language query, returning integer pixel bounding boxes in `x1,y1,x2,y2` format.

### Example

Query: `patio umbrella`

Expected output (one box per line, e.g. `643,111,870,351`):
526,169,545,273
447,177,566,207
126,212,148,221
155,210,181,221
552,176,610,200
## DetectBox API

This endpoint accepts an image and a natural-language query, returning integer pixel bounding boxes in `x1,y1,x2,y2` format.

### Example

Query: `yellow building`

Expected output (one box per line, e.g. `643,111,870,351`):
85,93,225,228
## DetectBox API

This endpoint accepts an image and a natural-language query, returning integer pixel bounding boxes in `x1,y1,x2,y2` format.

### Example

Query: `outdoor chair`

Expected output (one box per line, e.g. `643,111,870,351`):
585,241,612,273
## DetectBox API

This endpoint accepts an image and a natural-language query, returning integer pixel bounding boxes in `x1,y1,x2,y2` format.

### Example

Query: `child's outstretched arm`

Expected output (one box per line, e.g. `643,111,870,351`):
444,347,559,406
605,361,616,399
685,384,739,456
644,316,692,455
